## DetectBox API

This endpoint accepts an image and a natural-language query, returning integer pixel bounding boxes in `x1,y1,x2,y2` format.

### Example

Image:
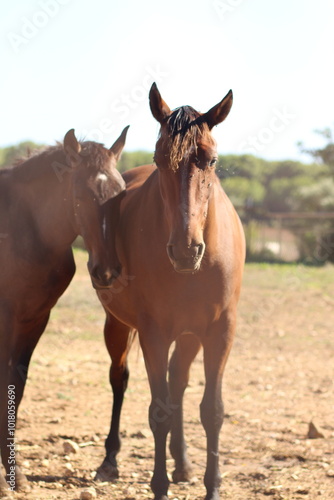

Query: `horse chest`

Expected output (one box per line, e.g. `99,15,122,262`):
117,263,230,335
2,252,74,322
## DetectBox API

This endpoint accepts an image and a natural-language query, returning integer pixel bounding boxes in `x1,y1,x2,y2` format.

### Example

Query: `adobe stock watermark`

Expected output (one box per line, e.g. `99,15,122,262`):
79,64,169,144
238,106,296,154
7,0,72,54
51,140,91,182
97,273,136,308
212,0,245,20
7,385,17,491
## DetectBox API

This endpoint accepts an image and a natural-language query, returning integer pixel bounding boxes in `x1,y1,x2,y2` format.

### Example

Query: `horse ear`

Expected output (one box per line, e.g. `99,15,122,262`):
202,90,233,130
64,129,81,156
109,125,130,162
149,82,171,123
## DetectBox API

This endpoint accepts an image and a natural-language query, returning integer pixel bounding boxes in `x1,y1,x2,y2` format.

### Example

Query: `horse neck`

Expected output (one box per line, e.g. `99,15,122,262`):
12,149,76,251
205,179,232,250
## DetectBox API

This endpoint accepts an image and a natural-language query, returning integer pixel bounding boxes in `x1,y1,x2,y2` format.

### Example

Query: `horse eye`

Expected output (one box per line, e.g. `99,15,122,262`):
209,158,217,167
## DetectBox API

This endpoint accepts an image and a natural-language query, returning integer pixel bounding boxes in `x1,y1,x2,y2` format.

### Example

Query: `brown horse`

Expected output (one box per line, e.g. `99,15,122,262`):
0,127,128,496
94,84,245,500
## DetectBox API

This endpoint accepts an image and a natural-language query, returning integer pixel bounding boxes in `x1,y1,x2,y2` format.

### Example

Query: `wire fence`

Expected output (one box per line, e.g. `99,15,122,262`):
239,209,334,264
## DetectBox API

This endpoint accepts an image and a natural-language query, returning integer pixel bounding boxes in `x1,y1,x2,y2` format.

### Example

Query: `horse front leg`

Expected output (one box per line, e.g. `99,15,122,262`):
95,312,133,482
0,314,49,496
140,326,172,500
168,334,201,483
200,308,237,500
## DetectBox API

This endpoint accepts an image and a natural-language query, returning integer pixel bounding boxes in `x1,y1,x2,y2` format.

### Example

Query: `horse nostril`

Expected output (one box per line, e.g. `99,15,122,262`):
90,265,100,281
91,264,121,287
111,264,122,280
167,243,205,263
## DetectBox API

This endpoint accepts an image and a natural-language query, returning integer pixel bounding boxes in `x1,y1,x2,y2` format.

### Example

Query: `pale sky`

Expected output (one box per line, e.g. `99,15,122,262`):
1,0,334,161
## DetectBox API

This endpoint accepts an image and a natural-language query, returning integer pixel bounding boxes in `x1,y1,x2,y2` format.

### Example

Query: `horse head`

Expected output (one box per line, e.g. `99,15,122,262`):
149,83,233,273
63,127,128,288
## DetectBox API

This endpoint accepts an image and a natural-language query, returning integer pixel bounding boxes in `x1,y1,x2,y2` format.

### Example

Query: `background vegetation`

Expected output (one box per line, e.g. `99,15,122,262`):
1,128,333,263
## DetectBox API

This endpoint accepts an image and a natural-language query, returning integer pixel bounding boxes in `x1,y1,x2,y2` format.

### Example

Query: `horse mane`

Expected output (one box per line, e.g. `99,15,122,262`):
5,141,111,183
11,144,59,167
162,106,210,171
80,141,112,172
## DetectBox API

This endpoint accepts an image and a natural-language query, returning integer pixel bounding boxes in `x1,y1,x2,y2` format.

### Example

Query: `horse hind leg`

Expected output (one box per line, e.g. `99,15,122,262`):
95,313,133,482
168,334,201,484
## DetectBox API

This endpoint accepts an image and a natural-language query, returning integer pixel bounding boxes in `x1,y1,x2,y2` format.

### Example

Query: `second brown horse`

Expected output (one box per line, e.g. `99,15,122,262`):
95,84,245,500
0,127,128,496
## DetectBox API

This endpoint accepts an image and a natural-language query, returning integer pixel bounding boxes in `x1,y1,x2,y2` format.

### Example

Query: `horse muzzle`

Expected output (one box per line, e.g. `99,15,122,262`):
89,263,122,289
166,242,205,274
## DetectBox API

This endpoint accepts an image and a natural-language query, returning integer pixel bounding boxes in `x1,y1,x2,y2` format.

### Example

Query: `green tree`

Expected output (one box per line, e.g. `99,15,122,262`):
222,177,265,207
299,127,334,175
117,151,154,173
297,127,334,262
217,154,266,182
0,141,43,168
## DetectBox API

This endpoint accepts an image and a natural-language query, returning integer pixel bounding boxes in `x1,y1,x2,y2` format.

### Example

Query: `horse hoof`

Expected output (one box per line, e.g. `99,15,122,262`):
172,466,194,483
0,468,29,497
15,478,30,492
204,492,220,500
14,469,30,492
94,462,119,482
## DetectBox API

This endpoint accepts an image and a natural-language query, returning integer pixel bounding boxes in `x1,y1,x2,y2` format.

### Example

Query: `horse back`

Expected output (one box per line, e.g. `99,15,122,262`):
122,164,157,193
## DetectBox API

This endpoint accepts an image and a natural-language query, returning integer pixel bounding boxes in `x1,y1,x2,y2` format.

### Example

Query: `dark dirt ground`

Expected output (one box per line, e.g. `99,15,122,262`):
2,253,334,500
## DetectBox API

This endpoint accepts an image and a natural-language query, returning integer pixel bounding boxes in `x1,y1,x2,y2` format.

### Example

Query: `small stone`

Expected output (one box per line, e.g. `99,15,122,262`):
63,439,80,454
80,487,97,499
41,459,49,467
307,421,324,439
49,417,61,424
224,458,235,465
131,429,151,439
124,486,136,496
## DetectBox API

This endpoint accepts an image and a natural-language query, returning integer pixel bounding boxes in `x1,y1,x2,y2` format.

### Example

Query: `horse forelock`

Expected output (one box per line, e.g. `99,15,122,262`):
158,106,210,171
80,141,111,173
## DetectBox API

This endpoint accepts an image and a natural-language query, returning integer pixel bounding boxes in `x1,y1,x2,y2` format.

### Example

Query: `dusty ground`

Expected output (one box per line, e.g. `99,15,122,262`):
3,251,334,500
